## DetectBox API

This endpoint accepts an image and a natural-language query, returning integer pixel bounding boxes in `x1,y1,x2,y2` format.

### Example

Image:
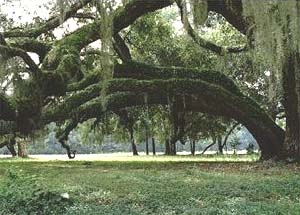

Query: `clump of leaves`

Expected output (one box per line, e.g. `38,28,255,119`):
0,168,72,215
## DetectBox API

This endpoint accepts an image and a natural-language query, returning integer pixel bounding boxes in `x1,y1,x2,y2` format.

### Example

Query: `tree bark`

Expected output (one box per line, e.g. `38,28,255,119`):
282,52,300,159
17,140,28,158
217,136,223,154
201,137,217,155
190,140,196,156
165,139,171,155
129,128,138,156
152,137,156,155
145,130,149,155
7,138,17,157
170,138,177,155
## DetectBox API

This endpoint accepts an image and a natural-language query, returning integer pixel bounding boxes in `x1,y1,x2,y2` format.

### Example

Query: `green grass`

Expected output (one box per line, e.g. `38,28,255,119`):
1,154,300,214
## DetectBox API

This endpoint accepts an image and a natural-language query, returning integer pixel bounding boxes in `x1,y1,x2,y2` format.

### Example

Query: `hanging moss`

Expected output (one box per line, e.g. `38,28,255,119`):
243,0,300,71
191,0,208,27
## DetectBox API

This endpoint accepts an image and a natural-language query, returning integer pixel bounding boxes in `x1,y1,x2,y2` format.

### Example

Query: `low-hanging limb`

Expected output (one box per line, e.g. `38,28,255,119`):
56,120,78,159
41,59,285,159
54,77,284,160
44,61,242,124
105,78,284,159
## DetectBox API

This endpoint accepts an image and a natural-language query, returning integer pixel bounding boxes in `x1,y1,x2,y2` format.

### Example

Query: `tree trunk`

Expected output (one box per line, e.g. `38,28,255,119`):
152,137,156,155
190,140,195,156
130,129,138,156
282,52,300,159
145,130,149,155
17,140,28,158
165,139,171,155
201,137,217,155
222,123,239,153
217,136,223,154
170,138,176,155
7,138,17,157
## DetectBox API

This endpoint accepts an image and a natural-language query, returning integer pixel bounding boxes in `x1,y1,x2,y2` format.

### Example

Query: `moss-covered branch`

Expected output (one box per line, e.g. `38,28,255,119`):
42,83,102,124
114,61,241,95
9,39,51,62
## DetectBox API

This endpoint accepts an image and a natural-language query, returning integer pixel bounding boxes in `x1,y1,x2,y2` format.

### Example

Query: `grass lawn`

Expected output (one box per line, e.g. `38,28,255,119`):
0,154,300,214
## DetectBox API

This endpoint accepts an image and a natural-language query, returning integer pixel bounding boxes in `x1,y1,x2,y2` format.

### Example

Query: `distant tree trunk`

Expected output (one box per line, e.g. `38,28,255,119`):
190,140,195,155
145,130,149,155
201,137,217,155
17,140,28,158
217,136,223,154
152,137,156,155
165,139,171,155
170,138,176,155
222,123,239,153
7,138,17,157
129,128,138,156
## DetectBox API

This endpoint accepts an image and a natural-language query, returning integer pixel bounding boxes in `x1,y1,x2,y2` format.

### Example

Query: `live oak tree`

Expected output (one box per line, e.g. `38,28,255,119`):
0,0,299,160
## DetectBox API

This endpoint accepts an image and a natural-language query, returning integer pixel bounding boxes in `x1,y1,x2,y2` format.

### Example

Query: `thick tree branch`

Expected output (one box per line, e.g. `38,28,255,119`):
0,45,42,76
113,33,132,62
9,39,51,62
2,0,93,38
72,12,96,20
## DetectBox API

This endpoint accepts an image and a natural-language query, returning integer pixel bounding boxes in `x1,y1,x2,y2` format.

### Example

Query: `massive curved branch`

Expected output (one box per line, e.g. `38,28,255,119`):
47,74,284,160
43,61,240,123
106,79,284,159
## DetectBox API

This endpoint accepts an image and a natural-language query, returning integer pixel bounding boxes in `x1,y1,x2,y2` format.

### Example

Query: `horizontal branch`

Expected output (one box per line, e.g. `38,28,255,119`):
42,83,102,124
114,61,241,95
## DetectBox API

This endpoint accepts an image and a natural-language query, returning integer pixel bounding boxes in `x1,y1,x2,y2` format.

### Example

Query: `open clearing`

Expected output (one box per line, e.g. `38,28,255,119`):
1,154,300,214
